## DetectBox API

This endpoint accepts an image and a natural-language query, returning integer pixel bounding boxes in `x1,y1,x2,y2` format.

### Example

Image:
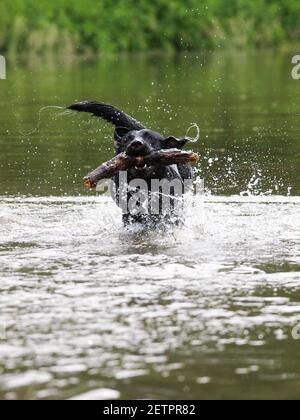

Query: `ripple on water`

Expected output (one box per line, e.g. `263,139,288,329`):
0,195,300,399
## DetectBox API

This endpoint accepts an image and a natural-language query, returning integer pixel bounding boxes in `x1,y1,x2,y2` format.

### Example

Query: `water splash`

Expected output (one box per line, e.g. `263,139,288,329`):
19,106,67,137
185,123,200,143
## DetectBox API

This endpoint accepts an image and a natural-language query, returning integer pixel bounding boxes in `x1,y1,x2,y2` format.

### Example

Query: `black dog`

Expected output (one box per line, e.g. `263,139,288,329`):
68,101,193,226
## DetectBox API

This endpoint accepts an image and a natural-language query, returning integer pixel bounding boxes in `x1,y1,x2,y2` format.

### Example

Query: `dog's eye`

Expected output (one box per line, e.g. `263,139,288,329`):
126,135,134,142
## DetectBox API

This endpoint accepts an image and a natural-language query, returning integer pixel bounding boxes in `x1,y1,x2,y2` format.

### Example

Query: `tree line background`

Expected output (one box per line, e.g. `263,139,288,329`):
0,0,299,58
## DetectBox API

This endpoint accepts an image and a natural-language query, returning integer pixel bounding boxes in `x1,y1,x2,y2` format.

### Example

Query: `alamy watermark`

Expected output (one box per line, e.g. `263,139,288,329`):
96,172,204,216
0,54,6,79
292,321,300,340
291,55,300,80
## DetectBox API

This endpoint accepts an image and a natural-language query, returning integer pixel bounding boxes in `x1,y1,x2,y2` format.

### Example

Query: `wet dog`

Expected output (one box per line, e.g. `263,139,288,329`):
68,101,193,226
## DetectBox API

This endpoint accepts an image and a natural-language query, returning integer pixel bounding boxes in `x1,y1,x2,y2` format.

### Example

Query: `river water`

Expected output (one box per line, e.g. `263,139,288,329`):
0,51,300,399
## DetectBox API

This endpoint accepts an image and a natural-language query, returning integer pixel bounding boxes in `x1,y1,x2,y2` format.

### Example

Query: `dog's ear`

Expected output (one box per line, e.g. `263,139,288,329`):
114,127,131,141
162,136,188,150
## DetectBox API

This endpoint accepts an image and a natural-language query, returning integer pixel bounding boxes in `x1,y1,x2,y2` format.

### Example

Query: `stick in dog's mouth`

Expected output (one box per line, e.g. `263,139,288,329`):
84,149,199,189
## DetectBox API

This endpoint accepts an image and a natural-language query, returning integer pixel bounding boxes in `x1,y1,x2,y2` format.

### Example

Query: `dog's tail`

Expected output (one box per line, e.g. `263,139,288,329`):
67,101,145,130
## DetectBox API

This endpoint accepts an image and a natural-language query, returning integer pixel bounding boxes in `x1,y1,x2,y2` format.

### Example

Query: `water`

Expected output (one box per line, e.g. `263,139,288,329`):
0,51,300,400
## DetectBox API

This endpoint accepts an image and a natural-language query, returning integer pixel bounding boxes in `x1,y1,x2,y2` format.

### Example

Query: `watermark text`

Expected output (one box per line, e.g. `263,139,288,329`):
0,55,6,80
291,55,300,80
96,172,204,217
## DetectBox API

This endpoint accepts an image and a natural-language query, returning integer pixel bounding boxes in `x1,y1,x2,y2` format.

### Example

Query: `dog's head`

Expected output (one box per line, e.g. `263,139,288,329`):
114,127,188,178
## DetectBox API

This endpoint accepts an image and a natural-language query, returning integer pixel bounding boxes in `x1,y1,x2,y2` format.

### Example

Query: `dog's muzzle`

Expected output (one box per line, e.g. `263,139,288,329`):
126,138,151,157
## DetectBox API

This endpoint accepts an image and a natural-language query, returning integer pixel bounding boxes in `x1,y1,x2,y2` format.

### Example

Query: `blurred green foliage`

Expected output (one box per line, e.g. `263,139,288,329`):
0,0,299,57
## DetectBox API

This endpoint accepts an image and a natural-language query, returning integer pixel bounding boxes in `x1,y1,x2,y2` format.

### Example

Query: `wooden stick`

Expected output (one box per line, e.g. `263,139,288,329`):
84,149,199,188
